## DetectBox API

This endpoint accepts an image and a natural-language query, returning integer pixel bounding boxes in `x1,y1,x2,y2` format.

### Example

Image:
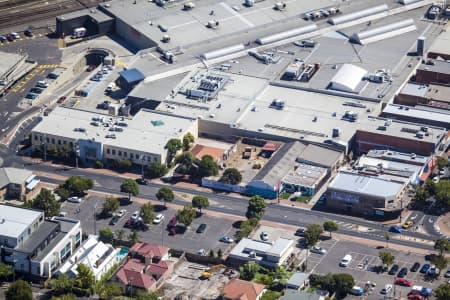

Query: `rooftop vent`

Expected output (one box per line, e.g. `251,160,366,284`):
151,120,165,126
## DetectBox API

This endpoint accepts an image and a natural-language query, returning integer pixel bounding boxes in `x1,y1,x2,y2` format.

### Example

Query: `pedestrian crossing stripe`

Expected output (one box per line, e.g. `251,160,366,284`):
37,64,59,69
115,61,127,67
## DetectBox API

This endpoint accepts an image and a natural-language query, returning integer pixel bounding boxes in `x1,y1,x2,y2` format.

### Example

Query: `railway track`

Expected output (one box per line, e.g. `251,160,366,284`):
0,0,102,29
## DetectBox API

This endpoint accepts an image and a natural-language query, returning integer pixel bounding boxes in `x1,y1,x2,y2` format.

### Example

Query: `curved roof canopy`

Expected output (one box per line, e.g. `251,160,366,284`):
330,64,367,93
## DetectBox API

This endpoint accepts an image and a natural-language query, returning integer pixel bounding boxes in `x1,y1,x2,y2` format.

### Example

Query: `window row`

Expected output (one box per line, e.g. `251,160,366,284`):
105,148,158,162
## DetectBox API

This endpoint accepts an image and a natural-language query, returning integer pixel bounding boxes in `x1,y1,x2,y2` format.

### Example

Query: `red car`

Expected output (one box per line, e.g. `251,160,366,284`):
167,216,177,228
395,278,412,287
407,294,423,300
57,96,66,103
86,65,96,72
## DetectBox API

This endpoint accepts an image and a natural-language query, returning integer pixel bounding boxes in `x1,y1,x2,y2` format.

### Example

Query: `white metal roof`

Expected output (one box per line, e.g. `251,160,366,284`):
329,64,367,93
0,205,42,239
351,19,417,45
328,4,389,25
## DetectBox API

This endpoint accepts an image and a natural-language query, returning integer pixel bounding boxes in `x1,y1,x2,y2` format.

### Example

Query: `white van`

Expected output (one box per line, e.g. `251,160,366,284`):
340,254,352,267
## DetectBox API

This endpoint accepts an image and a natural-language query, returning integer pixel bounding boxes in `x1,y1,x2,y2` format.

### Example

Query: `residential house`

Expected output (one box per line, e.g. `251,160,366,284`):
0,167,40,201
222,278,266,300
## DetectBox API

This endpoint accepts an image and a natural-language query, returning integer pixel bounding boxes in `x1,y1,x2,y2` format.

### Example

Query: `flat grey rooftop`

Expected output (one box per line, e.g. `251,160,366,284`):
382,104,450,127
32,106,196,154
417,59,450,74
328,172,404,198
0,52,25,78
57,7,113,23
400,83,450,104
0,205,42,239
15,221,59,254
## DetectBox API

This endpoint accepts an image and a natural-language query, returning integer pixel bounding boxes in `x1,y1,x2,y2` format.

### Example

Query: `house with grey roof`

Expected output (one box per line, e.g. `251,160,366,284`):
0,167,39,201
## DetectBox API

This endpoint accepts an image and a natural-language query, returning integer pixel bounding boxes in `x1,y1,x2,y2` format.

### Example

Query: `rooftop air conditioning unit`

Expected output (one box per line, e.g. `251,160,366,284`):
274,2,286,10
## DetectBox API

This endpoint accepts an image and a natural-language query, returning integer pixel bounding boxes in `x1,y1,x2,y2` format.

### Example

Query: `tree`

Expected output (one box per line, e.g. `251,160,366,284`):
219,168,242,185
120,178,139,201
198,155,219,178
115,229,125,244
60,176,93,196
436,156,449,170
305,224,323,246
145,163,168,179
99,227,114,244
434,238,450,257
76,263,95,290
434,283,450,300
136,290,159,300
333,273,355,298
424,179,436,195
323,220,339,238
0,263,12,280
239,261,261,280
52,294,76,300
217,248,223,257
30,188,61,217
236,218,258,241
435,180,450,210
56,144,74,162
414,185,430,203
156,186,174,208
165,138,182,161
111,159,133,173
51,274,75,295
140,203,155,224
101,196,119,216
129,230,139,244
177,204,196,226
192,195,209,214
97,282,122,299
260,291,281,300
384,234,390,248
245,195,266,220
5,280,32,300
175,151,196,175
430,255,448,274
269,266,291,285
182,132,195,151
379,251,395,268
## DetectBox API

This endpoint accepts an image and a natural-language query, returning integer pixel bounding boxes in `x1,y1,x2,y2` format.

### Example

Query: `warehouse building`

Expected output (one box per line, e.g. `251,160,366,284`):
30,106,198,166
394,83,450,110
325,172,406,218
56,7,114,38
381,104,450,129
415,60,450,85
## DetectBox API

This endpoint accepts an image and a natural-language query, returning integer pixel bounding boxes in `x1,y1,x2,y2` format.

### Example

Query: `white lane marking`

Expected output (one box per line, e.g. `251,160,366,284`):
219,2,255,28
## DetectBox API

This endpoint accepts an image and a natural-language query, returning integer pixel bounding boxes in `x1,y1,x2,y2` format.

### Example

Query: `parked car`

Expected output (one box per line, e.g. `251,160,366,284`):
30,87,44,94
294,227,305,236
397,267,408,278
57,96,67,103
124,218,134,228
36,80,49,88
395,278,412,287
445,267,450,278
408,294,424,300
388,264,399,275
220,236,234,243
6,34,14,42
198,249,206,256
133,219,146,230
310,246,327,254
389,226,403,234
0,36,7,42
167,216,177,228
136,178,148,185
196,223,207,233
87,65,96,72
411,262,421,272
131,211,140,220
419,263,430,274
350,286,364,296
428,265,440,277
24,29,33,37
381,284,393,294
10,32,20,39
116,209,127,218
169,224,186,235
260,231,269,241
153,214,164,224
67,196,81,203
25,93,38,100
110,215,120,225
420,287,432,296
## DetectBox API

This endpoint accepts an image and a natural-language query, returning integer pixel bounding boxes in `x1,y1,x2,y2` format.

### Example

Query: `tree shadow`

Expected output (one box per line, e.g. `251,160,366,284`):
232,220,242,229
154,204,167,212
119,197,133,206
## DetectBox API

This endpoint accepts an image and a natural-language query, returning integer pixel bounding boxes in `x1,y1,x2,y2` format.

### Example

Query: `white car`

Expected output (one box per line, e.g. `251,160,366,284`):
381,284,393,294
198,249,206,256
153,214,165,224
310,246,327,254
220,236,234,243
445,267,450,278
67,196,81,203
131,211,140,220
116,209,126,218
260,232,269,241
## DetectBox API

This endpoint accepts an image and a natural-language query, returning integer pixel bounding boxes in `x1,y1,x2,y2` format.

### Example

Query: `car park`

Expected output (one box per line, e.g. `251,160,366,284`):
395,278,412,287
397,267,408,278
67,196,81,203
381,284,393,294
411,262,420,272
389,264,399,275
153,214,164,224
419,263,430,274
110,215,120,225
220,236,234,243
310,246,327,254
116,209,126,218
196,223,207,233
260,231,269,241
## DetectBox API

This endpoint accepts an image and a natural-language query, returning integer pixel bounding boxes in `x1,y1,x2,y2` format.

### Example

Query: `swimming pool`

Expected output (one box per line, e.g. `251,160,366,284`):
117,247,129,261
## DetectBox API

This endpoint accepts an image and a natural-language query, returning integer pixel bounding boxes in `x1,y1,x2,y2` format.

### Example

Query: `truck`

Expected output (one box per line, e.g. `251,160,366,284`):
72,27,87,39
242,147,252,159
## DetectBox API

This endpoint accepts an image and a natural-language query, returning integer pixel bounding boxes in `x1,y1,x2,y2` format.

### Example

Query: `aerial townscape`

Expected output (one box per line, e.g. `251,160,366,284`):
0,0,450,299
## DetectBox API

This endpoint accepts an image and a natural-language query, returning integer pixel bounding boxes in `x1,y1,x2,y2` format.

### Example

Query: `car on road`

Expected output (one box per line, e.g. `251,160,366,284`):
110,215,120,225
419,263,430,274
402,221,414,229
397,267,408,278
67,196,81,203
131,211,140,220
10,32,20,39
153,214,164,224
395,278,412,287
388,264,399,275
389,226,403,234
91,76,101,81
57,96,67,104
260,231,269,241
381,284,393,294
310,246,327,254
136,178,148,185
196,223,207,233
220,236,234,243
411,262,421,272
116,209,126,218
294,227,305,236
25,93,38,100
24,29,33,37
